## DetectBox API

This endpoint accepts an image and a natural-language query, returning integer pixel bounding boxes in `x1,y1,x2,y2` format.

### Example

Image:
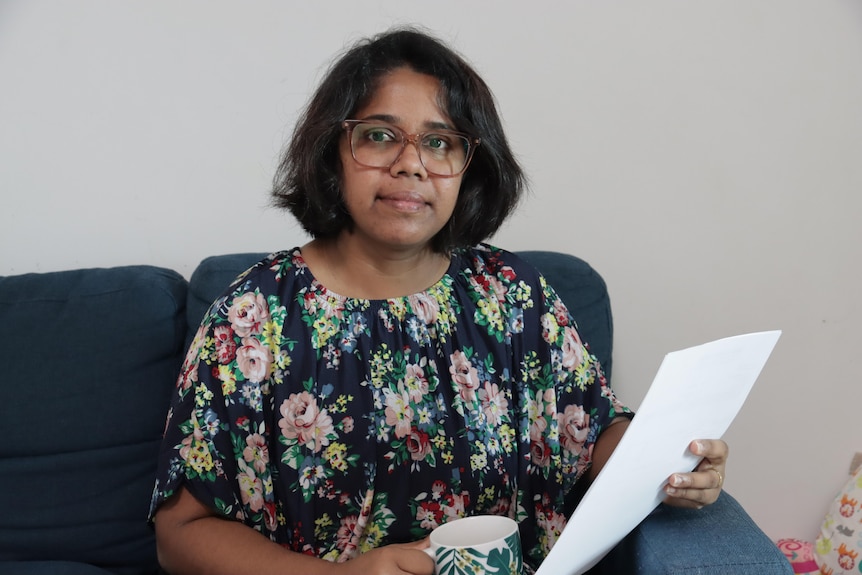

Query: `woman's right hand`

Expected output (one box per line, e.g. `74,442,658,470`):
335,539,434,575
155,485,435,575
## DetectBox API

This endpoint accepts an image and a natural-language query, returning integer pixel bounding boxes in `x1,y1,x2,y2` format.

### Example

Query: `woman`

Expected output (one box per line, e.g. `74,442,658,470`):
150,28,727,575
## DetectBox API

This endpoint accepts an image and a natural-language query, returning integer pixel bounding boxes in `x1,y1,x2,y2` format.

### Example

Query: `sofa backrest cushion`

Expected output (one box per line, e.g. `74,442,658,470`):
0,265,187,574
187,249,614,381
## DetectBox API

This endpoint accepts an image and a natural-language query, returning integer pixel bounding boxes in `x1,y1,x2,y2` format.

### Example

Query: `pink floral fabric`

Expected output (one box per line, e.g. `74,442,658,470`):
150,245,629,568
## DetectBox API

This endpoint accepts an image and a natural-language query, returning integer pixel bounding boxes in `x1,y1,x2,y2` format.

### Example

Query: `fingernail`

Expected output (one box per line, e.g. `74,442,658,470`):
670,474,682,487
693,441,704,454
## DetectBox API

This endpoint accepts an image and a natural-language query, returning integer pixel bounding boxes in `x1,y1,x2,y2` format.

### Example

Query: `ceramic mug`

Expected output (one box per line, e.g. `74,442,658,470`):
424,515,523,575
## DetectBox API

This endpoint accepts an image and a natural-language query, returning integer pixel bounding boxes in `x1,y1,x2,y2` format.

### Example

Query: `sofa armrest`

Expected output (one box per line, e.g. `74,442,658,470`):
593,491,793,574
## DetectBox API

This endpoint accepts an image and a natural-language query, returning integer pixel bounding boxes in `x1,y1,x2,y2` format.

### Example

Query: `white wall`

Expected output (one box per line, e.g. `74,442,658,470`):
2,0,860,542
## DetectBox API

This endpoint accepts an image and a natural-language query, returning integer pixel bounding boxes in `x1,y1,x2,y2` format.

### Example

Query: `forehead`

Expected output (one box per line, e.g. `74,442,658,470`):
354,67,451,125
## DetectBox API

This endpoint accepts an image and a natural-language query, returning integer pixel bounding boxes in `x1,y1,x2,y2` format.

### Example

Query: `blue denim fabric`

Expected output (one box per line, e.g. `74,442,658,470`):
591,491,793,574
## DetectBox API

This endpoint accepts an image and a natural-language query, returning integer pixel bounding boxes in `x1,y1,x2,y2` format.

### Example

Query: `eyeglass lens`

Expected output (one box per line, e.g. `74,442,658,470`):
349,122,470,176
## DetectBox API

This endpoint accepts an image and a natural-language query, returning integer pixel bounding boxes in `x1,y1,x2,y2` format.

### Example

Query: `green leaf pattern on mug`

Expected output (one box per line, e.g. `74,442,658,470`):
436,531,523,575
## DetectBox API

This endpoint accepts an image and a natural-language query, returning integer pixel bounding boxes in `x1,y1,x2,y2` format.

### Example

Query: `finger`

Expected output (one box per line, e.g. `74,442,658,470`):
690,439,729,463
398,548,435,575
664,469,723,506
663,483,718,508
397,536,431,551
663,492,708,510
667,468,722,492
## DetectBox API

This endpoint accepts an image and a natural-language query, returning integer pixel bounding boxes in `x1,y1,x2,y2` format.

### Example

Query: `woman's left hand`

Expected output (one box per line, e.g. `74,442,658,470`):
663,439,728,509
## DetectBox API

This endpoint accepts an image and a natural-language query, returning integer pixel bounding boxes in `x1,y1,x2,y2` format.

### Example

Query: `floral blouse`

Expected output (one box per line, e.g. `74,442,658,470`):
149,244,629,568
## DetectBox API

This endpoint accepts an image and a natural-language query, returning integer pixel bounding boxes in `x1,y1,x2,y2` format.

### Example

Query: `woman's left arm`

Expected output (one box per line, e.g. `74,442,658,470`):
587,418,728,509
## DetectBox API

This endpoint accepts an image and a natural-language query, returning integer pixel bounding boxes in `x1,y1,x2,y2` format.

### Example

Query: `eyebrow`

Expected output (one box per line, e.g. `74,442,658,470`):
359,114,456,132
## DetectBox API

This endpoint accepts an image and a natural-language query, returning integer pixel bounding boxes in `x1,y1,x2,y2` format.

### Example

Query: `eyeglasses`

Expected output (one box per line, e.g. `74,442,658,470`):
342,120,480,177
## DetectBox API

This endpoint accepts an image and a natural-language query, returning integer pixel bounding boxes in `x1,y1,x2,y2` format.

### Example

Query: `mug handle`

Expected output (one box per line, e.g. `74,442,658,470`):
423,546,436,558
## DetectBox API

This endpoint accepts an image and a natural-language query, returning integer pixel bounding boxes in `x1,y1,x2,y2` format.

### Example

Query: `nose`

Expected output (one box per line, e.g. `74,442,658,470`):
389,136,428,179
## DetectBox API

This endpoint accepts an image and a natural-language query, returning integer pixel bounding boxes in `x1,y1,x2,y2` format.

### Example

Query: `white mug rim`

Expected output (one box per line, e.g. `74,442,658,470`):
429,515,519,548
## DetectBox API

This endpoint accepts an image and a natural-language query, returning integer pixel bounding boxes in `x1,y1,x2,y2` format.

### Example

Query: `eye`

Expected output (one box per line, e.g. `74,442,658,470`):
422,134,451,151
359,124,397,144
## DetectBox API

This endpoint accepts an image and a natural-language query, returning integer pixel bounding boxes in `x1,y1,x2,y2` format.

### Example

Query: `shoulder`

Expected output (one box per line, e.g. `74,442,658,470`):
223,249,304,293
456,243,544,285
196,249,304,325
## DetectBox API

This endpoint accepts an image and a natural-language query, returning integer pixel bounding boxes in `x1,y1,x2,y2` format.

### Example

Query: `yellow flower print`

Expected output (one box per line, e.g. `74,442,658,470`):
314,513,333,539
573,362,594,391
261,319,281,349
442,451,454,464
187,438,214,474
359,523,385,552
542,312,560,344
325,442,348,472
516,281,533,304
499,424,515,453
312,316,338,349
470,445,488,472
332,394,352,413
218,365,237,395
389,299,407,321
477,299,505,333
195,382,214,407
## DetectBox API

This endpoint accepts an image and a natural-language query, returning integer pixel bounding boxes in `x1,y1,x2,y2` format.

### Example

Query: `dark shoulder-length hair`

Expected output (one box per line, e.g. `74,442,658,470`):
271,27,526,253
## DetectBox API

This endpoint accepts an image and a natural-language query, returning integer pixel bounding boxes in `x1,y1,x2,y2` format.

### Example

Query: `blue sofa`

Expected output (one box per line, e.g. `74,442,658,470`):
0,251,792,575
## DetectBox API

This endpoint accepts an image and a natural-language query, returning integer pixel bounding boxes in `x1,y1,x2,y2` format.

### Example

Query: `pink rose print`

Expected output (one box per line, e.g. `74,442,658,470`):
228,292,270,337
404,363,430,403
178,359,199,392
278,391,334,453
442,492,470,520
407,292,439,324
558,404,590,456
405,426,433,462
242,433,270,474
561,326,585,370
236,337,273,383
237,460,264,512
417,500,444,530
487,276,508,300
479,381,508,425
342,416,354,434
336,515,361,555
552,298,570,327
384,388,414,439
449,350,480,402
530,435,551,469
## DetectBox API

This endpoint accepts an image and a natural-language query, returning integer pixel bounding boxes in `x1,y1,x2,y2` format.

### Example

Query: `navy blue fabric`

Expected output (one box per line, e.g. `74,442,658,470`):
0,266,187,574
187,250,614,381
518,251,613,383
186,252,267,348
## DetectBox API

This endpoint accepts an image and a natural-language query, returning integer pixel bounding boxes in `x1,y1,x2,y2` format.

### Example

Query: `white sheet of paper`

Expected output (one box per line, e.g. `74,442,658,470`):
535,330,782,575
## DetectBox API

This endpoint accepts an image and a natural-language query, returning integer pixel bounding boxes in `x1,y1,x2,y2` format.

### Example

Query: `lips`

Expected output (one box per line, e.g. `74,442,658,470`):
377,191,428,212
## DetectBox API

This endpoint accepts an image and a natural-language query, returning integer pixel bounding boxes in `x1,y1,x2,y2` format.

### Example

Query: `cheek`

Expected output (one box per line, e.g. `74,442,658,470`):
438,179,463,208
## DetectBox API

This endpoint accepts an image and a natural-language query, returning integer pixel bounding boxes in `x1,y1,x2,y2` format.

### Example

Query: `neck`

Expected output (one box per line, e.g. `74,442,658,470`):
301,236,451,299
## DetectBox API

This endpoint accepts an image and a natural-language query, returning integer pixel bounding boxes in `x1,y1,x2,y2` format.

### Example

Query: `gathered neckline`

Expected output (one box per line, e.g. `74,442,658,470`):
290,247,462,304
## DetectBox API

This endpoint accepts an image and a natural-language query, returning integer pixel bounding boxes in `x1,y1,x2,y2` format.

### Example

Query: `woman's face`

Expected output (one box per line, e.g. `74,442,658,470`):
338,66,463,254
